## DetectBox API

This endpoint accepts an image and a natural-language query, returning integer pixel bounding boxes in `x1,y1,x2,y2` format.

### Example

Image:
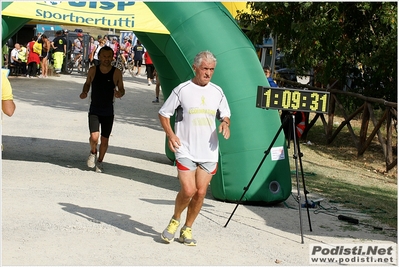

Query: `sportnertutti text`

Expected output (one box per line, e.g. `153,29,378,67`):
309,244,397,265
35,2,135,28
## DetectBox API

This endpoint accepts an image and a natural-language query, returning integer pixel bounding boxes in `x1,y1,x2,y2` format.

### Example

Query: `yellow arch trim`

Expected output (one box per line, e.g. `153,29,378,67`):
2,1,169,34
222,2,251,18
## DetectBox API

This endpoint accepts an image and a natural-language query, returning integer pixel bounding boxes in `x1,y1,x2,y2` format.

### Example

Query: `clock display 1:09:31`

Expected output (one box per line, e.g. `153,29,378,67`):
263,88,329,113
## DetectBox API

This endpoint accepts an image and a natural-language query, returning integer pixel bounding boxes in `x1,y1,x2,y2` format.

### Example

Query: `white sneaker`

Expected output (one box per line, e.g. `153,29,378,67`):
87,153,96,168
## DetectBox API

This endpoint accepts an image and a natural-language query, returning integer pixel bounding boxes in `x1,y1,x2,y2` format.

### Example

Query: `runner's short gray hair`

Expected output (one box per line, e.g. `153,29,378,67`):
193,51,217,67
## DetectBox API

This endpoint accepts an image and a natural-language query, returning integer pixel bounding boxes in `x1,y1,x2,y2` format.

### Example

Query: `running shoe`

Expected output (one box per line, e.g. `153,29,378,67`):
95,161,103,173
161,217,180,243
152,98,159,103
87,152,96,168
178,226,197,246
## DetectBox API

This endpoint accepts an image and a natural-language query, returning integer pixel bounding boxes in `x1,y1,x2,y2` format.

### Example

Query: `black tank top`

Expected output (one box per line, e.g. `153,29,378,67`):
89,66,116,116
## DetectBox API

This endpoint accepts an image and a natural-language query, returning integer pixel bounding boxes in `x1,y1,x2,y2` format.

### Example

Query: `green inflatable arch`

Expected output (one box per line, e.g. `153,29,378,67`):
2,2,291,204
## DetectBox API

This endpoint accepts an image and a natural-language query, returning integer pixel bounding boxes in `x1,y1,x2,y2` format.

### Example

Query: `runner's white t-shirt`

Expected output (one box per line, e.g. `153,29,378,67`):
159,80,231,162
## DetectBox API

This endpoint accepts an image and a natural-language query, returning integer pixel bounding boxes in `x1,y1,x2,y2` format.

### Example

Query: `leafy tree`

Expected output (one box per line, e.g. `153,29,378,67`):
237,2,397,102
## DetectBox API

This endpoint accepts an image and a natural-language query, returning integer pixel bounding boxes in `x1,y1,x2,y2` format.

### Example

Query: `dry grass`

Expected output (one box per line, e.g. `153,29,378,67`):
306,113,397,177
292,114,397,230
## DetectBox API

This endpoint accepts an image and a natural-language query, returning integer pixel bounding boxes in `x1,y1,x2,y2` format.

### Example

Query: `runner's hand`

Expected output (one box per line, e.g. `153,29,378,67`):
114,88,124,98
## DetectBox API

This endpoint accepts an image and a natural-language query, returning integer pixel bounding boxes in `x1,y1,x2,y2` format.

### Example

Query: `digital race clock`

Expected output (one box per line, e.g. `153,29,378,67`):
256,86,330,113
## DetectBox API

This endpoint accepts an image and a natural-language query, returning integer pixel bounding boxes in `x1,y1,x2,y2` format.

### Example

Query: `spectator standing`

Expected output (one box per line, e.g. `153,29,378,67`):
73,33,84,67
18,43,27,67
152,69,161,103
51,30,67,74
2,43,9,67
129,34,134,44
132,39,145,76
103,35,110,47
143,51,155,86
92,39,105,66
40,34,50,78
88,36,96,66
61,30,70,72
27,36,41,78
94,35,102,46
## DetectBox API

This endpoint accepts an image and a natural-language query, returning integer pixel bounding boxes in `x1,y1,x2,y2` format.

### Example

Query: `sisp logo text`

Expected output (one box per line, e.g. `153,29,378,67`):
68,1,135,11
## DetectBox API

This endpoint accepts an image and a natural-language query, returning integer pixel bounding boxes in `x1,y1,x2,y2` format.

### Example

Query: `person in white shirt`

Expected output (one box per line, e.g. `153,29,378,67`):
158,50,231,246
10,44,19,64
92,38,105,66
73,33,84,67
10,43,27,75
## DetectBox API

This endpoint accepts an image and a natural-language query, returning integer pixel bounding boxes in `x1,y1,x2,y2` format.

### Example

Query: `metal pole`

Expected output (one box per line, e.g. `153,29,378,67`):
291,113,304,244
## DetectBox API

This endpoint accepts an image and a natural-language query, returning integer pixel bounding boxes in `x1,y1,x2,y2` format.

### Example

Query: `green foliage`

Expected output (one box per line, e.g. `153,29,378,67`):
237,2,397,102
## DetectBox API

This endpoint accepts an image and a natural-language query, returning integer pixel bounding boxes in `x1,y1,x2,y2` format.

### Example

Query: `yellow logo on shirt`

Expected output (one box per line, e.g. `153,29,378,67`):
201,96,206,106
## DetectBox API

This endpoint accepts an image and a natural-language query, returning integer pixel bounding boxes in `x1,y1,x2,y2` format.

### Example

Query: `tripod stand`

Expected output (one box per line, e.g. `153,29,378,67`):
284,112,313,242
224,112,312,244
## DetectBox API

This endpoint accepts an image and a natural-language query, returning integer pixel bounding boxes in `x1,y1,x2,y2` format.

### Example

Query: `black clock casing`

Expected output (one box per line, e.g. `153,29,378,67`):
256,86,330,113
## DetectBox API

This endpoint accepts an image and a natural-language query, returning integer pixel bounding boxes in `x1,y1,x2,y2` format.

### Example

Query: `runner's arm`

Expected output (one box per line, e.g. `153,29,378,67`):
80,67,95,99
113,68,125,98
159,114,180,152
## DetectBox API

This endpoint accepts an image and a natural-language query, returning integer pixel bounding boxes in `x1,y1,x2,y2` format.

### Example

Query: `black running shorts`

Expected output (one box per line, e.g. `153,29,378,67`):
88,114,114,138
